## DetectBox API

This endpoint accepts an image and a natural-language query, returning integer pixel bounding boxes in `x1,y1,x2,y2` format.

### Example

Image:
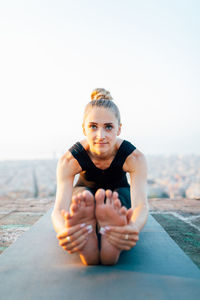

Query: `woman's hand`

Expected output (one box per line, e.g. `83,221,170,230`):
56,210,92,254
102,221,139,251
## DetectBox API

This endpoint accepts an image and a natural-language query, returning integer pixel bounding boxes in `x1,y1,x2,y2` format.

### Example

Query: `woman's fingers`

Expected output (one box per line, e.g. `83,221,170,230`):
105,231,138,243
59,229,89,248
67,239,88,253
105,230,139,242
56,223,86,239
107,235,136,251
100,223,139,251
63,229,90,252
58,223,93,254
106,232,137,247
106,237,131,251
105,224,139,235
63,238,88,253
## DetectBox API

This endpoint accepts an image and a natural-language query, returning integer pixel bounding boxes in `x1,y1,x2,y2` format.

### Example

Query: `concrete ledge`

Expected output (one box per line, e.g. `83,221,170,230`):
0,207,200,300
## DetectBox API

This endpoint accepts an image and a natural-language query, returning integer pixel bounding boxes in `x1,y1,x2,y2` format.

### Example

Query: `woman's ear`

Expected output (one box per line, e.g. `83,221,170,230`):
82,123,86,136
117,123,122,136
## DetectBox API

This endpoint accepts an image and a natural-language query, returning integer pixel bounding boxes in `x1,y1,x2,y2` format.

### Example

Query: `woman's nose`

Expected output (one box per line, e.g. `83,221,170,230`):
97,128,105,138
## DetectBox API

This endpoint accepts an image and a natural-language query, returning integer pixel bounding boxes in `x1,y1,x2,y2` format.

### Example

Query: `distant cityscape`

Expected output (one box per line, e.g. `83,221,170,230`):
146,155,200,200
0,155,200,200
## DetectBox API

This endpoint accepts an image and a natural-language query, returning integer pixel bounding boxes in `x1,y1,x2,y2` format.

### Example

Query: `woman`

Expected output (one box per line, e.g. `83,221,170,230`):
51,88,149,265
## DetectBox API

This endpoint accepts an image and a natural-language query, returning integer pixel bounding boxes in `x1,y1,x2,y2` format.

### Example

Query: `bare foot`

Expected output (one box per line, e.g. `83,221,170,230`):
95,189,127,265
65,190,99,265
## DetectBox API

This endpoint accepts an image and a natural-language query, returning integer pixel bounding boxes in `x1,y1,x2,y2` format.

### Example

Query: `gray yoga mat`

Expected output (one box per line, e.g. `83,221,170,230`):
0,207,200,300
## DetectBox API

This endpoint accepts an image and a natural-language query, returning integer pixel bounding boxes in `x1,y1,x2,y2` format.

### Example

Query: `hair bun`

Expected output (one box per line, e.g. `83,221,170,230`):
91,88,113,101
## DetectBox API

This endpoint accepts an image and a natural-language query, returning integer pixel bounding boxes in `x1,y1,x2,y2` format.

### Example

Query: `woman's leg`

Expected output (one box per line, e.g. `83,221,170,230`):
65,185,100,265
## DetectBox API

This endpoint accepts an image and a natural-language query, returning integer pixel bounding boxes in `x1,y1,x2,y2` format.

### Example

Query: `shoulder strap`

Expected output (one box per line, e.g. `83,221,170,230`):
113,140,136,168
68,142,93,171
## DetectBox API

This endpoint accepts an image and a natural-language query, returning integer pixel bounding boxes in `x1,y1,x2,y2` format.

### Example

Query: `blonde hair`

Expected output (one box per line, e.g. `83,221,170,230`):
91,88,113,101
83,88,121,125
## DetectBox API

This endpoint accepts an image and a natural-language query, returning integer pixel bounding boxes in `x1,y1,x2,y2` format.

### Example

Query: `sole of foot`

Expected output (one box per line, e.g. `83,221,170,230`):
65,190,99,265
95,189,127,265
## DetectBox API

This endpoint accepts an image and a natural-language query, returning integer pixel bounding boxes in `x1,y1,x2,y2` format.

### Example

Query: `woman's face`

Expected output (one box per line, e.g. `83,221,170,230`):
83,107,121,155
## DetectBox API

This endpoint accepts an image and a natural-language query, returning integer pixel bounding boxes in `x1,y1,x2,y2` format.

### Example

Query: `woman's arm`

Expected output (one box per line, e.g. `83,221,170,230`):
51,151,79,232
51,152,90,254
128,150,149,232
51,178,74,233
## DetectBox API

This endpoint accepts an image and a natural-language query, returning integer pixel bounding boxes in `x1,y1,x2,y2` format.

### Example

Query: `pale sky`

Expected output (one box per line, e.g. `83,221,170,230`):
0,0,200,160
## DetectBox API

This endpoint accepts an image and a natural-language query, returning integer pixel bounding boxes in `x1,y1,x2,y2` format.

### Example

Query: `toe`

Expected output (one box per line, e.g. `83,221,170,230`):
95,189,106,205
113,191,118,200
70,203,79,214
112,191,119,208
61,209,66,217
82,190,94,206
105,189,112,198
105,189,112,204
64,211,71,220
114,199,121,210
72,195,79,205
120,206,127,216
77,193,85,207
127,208,133,223
61,209,71,220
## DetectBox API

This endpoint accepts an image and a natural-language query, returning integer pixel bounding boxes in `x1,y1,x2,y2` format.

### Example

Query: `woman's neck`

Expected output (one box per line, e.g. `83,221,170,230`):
83,138,121,160
89,147,116,161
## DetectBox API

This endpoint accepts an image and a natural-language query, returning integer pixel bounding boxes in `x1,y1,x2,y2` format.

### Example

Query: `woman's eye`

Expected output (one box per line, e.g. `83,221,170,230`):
90,125,97,129
106,125,112,130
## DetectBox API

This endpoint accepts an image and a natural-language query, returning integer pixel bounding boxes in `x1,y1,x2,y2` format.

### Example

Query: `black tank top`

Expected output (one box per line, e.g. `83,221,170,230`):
68,140,136,191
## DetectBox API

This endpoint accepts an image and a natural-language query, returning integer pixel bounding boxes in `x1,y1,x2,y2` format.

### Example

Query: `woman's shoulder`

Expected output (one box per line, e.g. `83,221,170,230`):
59,150,75,164
122,141,147,173
79,139,89,151
116,138,124,148
57,149,82,176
